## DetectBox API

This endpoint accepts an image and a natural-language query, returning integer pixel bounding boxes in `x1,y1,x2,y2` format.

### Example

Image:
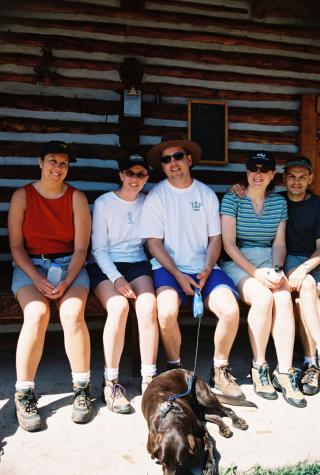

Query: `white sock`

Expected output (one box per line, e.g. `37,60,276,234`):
105,367,119,382
278,366,290,374
252,360,266,368
71,371,90,384
167,358,180,365
304,355,317,366
15,381,35,391
214,358,228,368
141,364,157,379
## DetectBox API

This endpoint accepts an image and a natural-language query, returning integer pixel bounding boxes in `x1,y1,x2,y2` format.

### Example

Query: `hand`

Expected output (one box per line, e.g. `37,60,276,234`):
288,267,308,292
253,267,283,289
114,277,136,299
176,272,200,296
197,267,211,290
229,183,246,197
33,273,55,296
44,280,68,300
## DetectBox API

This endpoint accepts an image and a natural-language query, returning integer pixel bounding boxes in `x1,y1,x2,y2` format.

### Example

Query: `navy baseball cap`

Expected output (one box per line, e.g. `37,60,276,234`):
40,141,76,162
284,156,312,171
246,151,276,170
118,153,150,172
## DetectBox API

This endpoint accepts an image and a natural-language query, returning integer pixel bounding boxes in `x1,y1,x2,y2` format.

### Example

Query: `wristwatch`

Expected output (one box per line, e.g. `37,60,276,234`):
274,265,283,273
302,263,311,272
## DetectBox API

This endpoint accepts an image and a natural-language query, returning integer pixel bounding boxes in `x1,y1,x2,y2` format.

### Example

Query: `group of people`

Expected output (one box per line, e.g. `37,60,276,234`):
8,136,320,433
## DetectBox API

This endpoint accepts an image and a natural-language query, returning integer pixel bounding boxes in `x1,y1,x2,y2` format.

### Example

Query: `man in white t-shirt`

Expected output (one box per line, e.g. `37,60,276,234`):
140,134,244,398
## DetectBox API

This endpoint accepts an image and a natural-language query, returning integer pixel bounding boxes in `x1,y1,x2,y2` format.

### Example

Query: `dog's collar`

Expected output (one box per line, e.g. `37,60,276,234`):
160,372,195,419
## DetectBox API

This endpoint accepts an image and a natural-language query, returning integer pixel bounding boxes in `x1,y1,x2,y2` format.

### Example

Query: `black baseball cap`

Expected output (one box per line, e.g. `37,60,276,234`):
284,156,312,171
118,153,150,173
246,151,276,170
40,141,76,162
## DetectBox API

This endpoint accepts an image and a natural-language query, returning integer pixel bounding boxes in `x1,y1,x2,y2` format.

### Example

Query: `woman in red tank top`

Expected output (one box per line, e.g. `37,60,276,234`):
8,141,93,431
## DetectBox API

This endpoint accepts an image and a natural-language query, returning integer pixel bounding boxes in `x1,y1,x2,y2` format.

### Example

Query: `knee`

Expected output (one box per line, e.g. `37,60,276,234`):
23,303,50,330
157,305,178,330
136,294,157,321
107,296,129,318
300,275,317,295
60,306,85,330
216,301,239,325
251,288,273,312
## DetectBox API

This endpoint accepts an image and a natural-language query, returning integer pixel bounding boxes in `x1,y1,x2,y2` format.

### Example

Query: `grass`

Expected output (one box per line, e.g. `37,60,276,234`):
221,461,320,475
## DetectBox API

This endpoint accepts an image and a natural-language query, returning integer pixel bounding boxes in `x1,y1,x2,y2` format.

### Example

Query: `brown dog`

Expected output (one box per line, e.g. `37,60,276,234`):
142,369,256,475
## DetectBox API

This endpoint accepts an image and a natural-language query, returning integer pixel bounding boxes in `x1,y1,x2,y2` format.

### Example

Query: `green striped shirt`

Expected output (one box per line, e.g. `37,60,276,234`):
220,192,288,248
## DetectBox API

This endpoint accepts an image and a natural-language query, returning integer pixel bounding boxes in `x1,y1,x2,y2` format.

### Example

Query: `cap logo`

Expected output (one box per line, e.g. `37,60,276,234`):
59,143,67,149
129,154,143,162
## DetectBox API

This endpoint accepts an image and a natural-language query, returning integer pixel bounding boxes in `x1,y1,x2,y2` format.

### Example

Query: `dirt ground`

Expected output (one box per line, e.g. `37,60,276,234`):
0,322,319,475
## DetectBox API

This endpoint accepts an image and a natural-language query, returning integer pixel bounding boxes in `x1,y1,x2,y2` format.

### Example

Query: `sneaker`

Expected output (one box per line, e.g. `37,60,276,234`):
71,382,93,423
102,380,132,414
141,375,156,395
15,388,43,432
210,364,245,399
272,368,307,408
251,363,278,400
300,364,320,396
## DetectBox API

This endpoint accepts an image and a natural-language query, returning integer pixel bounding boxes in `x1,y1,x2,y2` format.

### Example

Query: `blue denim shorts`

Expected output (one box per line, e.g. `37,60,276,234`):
11,255,90,296
153,266,239,305
285,254,320,285
220,247,273,287
87,261,153,289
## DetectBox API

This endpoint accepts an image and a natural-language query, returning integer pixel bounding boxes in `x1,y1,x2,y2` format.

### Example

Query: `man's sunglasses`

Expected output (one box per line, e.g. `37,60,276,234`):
247,164,274,173
123,170,148,179
161,151,186,164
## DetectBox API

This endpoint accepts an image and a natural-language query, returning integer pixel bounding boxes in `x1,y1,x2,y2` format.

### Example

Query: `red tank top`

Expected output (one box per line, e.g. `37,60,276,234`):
22,183,75,255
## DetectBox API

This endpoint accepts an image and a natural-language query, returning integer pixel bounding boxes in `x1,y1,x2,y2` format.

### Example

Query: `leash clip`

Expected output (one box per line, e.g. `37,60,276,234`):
160,401,174,418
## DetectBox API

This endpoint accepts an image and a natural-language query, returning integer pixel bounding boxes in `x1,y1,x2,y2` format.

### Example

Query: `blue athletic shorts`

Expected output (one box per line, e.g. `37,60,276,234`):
11,255,90,297
87,261,153,289
153,266,239,304
285,254,320,285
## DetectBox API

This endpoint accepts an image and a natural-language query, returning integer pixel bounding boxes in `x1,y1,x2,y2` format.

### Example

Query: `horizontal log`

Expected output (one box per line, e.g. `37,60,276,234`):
2,35,320,78
0,72,299,103
0,93,299,125
1,2,319,40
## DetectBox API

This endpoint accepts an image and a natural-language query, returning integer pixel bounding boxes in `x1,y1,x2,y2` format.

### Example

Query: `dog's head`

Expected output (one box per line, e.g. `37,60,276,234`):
148,429,206,474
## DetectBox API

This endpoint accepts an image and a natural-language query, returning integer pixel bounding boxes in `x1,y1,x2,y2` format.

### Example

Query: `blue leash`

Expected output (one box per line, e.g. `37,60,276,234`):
160,289,204,418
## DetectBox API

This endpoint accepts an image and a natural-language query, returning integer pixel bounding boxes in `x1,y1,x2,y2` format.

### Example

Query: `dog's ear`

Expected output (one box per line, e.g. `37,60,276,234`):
148,433,162,459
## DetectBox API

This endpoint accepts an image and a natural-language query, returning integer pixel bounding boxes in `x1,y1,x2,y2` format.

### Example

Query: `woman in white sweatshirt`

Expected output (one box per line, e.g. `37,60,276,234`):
88,153,158,414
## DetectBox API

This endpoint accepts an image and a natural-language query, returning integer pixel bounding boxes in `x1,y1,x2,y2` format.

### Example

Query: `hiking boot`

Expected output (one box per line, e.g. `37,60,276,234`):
15,388,43,432
210,364,245,399
272,368,307,408
71,382,93,423
300,365,320,396
141,375,156,395
102,380,132,414
251,363,278,400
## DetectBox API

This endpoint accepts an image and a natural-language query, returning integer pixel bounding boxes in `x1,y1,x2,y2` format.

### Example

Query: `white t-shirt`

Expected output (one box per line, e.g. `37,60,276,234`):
92,191,147,283
140,179,221,273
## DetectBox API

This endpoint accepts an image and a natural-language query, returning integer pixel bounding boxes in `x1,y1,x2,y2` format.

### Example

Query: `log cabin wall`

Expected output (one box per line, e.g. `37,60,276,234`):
1,0,320,262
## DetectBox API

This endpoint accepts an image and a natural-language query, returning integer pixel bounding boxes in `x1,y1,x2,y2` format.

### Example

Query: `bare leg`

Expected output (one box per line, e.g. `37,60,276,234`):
272,281,295,369
16,285,50,381
131,276,158,365
295,297,316,357
205,287,239,360
156,286,181,361
239,277,273,364
94,280,129,369
298,275,320,347
58,285,90,372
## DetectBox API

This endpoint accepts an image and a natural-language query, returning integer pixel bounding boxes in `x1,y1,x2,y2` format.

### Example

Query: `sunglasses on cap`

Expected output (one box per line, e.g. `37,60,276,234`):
161,151,186,164
122,170,148,179
247,164,274,173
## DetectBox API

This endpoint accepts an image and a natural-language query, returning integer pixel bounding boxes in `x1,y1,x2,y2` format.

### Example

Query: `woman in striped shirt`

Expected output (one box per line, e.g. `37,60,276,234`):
220,151,306,408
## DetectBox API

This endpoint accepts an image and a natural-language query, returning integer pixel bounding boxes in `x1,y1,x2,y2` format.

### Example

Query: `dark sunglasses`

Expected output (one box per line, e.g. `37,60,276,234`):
247,164,274,173
122,170,148,179
161,151,186,164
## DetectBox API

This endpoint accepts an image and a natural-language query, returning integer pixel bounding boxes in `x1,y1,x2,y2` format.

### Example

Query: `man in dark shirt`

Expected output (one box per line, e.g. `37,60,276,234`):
283,156,320,396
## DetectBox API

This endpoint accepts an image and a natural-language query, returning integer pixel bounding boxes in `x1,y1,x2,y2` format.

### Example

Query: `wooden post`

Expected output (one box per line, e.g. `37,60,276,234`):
300,95,320,194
